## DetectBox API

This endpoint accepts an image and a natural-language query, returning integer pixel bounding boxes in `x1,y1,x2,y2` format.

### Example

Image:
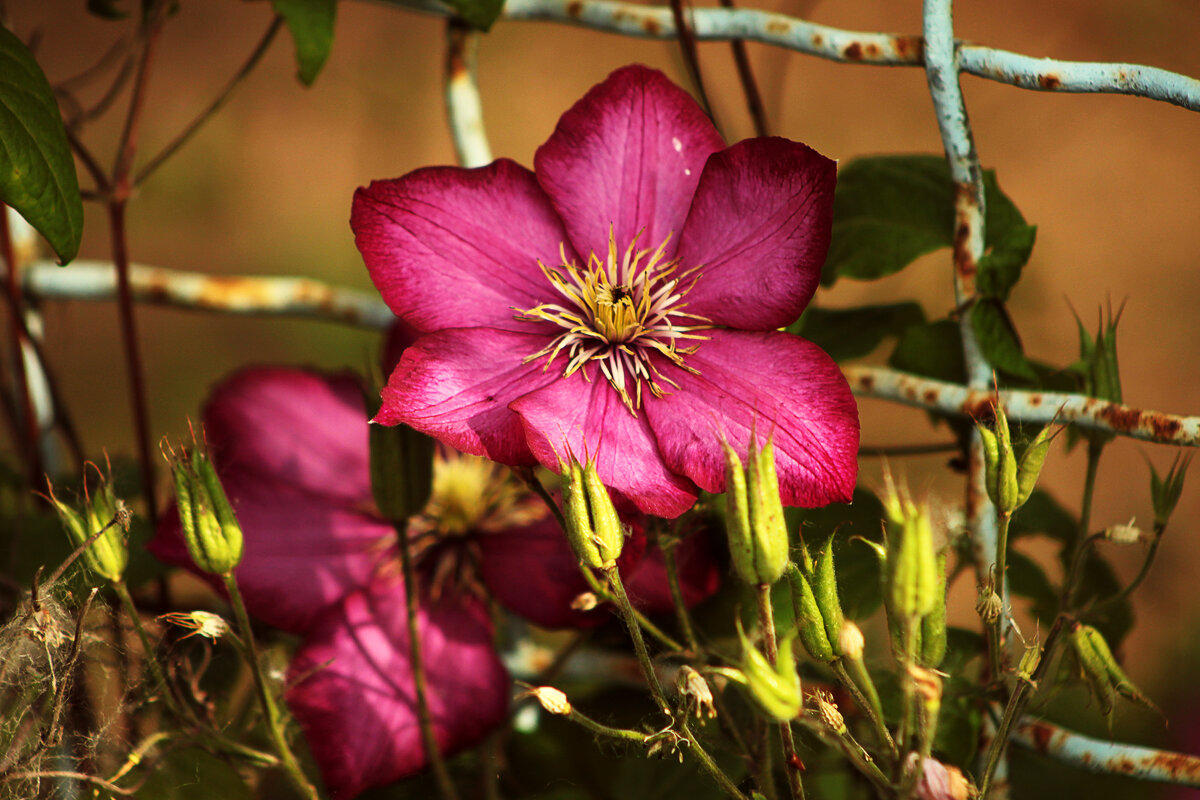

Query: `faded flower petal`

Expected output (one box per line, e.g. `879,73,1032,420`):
376,327,560,466
288,578,509,799
510,368,698,517
353,160,574,334
677,137,835,330
534,64,724,262
646,330,859,507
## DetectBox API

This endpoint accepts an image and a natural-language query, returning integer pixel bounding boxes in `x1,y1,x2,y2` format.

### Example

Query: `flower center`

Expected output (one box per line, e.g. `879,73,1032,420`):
516,231,709,414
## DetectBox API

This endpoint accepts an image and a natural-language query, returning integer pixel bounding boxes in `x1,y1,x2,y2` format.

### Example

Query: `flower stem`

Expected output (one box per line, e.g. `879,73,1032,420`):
222,574,318,800
658,528,701,654
393,522,460,800
832,659,895,759
1063,439,1104,607
755,584,805,800
111,580,184,721
581,564,681,652
988,511,1012,680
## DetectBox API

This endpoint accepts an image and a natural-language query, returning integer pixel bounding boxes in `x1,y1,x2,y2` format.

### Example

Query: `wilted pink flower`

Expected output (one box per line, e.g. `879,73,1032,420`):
913,755,971,800
354,65,858,517
151,366,718,797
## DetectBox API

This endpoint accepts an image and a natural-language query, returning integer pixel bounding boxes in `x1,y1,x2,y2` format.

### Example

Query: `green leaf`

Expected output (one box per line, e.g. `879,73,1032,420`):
271,0,337,86
825,155,1035,287
0,25,83,263
976,223,1037,300
1010,489,1076,543
971,298,1036,380
446,0,506,31
790,302,925,362
1076,553,1134,648
888,319,966,384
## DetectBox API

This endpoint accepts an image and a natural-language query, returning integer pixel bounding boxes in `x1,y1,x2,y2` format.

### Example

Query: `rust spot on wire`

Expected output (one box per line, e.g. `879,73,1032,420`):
923,389,939,405
953,183,980,278
1028,720,1054,753
811,32,823,47
1151,415,1182,440
1098,403,1142,432
1039,73,1062,90
894,35,924,61
1147,750,1200,782
643,16,661,34
766,19,791,35
864,43,880,58
1027,394,1042,406
843,41,863,60
566,0,583,17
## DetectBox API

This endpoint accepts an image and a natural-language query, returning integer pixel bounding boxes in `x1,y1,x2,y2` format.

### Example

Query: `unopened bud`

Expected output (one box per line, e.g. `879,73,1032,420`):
977,402,1019,514
677,666,716,720
165,439,244,576
1104,518,1142,545
837,622,865,661
787,563,834,663
1015,424,1056,509
524,685,572,716
560,457,624,569
723,436,789,586
1017,638,1041,683
813,542,845,652
570,592,599,612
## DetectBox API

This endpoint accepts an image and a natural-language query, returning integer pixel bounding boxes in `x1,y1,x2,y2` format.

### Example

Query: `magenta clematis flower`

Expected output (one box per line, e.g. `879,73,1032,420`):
150,366,718,798
354,65,859,518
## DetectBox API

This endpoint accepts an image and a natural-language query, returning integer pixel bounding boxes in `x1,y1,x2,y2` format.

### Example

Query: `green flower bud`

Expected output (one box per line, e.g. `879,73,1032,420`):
560,456,624,569
367,396,435,522
919,549,949,668
723,436,789,586
738,623,803,722
1150,453,1192,529
787,563,834,663
45,468,129,583
1069,623,1158,727
884,477,938,623
166,441,244,576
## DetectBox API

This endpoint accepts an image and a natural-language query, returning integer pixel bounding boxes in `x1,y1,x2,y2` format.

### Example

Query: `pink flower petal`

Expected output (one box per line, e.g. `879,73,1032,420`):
677,137,836,330
376,328,561,466
645,330,859,507
352,159,574,334
478,514,646,630
534,65,724,262
151,474,391,634
622,523,722,615
510,368,698,518
203,367,370,506
288,579,509,799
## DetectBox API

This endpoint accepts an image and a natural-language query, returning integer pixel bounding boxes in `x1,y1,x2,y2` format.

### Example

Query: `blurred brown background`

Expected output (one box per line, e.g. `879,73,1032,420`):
6,0,1200,790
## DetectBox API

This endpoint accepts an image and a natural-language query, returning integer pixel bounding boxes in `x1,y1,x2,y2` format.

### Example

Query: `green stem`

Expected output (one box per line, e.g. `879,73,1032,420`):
223,575,318,800
755,584,805,800
1063,439,1104,607
112,580,185,721
659,529,701,654
833,659,895,759
392,523,460,800
989,511,1012,680
581,564,681,652
565,707,649,743
1095,525,1164,612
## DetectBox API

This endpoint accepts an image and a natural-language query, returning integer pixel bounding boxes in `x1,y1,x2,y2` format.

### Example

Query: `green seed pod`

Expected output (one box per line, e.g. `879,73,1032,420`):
1076,624,1157,714
1150,453,1192,529
582,459,624,566
738,621,803,722
722,440,756,584
919,549,948,668
747,438,789,586
562,459,604,569
1015,425,1055,509
993,404,1020,514
787,563,834,663
168,445,244,576
977,423,1001,504
1068,623,1117,723
46,477,128,584
812,542,845,652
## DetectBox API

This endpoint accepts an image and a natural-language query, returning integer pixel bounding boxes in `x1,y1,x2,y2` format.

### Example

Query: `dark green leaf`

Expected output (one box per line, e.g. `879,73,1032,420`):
1076,553,1134,648
790,302,925,362
971,298,1036,380
271,0,337,86
1007,550,1058,624
1010,489,1076,543
0,25,83,263
888,319,966,384
446,0,506,31
977,223,1037,300
786,488,886,620
825,155,1034,286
